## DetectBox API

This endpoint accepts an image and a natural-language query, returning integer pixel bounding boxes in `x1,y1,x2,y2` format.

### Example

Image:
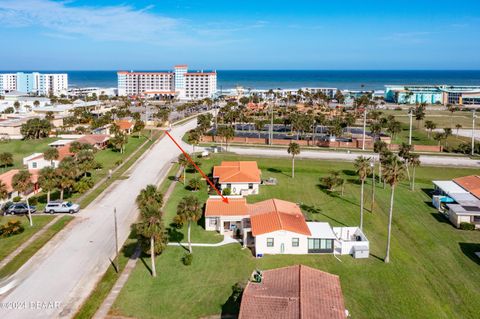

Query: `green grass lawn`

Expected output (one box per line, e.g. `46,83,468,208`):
384,109,475,129
0,138,56,170
0,215,55,262
112,154,480,319
0,215,73,278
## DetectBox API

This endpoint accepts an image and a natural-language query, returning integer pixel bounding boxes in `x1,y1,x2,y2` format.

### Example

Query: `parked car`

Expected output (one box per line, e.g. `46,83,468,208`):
5,203,37,216
44,201,80,214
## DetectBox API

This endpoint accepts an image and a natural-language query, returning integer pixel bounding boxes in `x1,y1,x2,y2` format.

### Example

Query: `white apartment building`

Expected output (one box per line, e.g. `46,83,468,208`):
117,65,217,100
0,72,68,96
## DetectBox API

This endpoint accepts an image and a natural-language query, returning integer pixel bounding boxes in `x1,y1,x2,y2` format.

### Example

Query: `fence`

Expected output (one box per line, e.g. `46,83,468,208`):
201,135,443,152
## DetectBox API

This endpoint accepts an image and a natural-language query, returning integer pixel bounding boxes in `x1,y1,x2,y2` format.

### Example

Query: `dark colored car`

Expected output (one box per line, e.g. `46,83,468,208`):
4,203,36,215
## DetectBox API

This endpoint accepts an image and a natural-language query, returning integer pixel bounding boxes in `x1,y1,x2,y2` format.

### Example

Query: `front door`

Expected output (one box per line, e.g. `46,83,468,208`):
280,243,285,254
224,221,230,231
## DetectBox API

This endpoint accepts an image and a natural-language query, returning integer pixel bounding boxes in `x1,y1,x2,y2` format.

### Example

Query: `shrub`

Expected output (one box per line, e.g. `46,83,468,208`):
182,253,193,266
74,176,94,193
28,196,38,206
12,196,21,202
222,187,231,195
115,159,123,166
459,222,475,231
0,220,24,238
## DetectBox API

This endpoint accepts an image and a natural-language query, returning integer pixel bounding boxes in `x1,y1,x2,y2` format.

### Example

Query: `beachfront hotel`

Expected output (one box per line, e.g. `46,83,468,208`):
117,65,217,100
0,72,68,96
384,85,480,105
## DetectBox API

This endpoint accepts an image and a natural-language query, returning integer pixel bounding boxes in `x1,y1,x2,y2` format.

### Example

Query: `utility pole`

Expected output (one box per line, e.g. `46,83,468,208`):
362,107,367,151
113,207,119,272
472,110,477,156
408,108,413,145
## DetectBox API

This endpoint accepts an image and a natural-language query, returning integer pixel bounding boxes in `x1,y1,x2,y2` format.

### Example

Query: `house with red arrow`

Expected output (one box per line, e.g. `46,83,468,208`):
204,196,369,258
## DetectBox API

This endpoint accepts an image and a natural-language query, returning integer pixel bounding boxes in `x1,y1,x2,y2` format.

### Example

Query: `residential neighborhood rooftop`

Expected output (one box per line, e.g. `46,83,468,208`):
213,161,261,183
453,175,480,199
239,265,347,319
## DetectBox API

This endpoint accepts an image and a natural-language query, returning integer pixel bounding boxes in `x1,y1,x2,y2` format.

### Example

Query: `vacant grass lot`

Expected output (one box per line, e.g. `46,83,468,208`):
113,154,480,319
0,138,56,170
0,215,55,262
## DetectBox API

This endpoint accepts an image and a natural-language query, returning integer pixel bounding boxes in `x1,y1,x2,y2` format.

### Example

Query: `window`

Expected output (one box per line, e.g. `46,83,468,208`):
227,184,231,189
248,183,253,189
32,162,37,168
308,238,333,253
267,238,274,247
292,238,299,247
209,218,217,226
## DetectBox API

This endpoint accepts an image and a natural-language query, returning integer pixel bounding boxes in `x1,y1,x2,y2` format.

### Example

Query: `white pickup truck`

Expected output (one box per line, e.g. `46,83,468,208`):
44,201,80,214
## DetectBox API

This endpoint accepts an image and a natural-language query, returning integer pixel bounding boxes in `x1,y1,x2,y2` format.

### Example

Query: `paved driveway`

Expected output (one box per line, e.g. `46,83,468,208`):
0,120,197,319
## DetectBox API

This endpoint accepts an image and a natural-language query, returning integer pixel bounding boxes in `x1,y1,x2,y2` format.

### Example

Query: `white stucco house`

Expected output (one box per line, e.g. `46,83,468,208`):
205,196,369,258
23,144,74,170
212,161,261,196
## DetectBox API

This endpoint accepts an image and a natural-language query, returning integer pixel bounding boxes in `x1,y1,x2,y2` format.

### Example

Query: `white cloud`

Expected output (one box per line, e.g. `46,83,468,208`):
0,0,193,44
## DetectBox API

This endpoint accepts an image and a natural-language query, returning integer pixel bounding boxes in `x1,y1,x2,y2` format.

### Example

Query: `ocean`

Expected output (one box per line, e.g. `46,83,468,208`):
3,70,480,91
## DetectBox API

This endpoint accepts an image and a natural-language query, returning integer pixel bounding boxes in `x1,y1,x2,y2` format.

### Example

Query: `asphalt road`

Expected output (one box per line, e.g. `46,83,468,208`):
227,146,480,167
0,120,197,319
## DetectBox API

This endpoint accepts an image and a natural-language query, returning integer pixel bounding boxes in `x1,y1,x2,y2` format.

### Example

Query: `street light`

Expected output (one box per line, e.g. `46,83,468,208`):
362,107,367,151
408,108,413,145
370,159,375,213
472,110,477,156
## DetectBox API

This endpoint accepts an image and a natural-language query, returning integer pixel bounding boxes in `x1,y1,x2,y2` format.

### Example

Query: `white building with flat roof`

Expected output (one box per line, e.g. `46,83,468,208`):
0,72,68,96
117,65,217,100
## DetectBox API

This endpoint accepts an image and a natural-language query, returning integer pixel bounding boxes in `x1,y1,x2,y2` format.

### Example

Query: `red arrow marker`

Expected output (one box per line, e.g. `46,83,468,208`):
165,131,229,204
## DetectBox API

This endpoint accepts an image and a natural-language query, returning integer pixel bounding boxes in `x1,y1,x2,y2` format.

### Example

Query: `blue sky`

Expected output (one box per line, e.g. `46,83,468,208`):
0,0,479,70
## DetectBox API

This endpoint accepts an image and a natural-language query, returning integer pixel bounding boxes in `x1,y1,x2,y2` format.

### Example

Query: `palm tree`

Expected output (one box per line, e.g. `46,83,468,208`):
424,120,436,138
287,142,300,178
188,177,202,191
0,152,13,171
382,154,406,263
354,156,372,230
443,128,452,147
12,170,34,226
455,124,462,137
0,180,8,203
178,153,189,185
175,195,202,253
38,167,57,202
136,184,163,211
135,205,167,277
43,147,59,167
56,157,78,201
409,154,421,191
187,129,201,154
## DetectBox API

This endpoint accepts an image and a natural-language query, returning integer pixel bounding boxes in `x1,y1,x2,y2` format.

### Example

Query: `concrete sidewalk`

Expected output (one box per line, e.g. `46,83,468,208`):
167,235,238,247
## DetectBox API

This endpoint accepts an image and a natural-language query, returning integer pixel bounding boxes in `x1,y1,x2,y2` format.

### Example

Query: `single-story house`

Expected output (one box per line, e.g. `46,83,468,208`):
205,196,369,257
0,169,40,201
77,134,110,149
23,145,74,170
212,161,261,195
239,265,348,319
114,119,134,134
433,175,480,229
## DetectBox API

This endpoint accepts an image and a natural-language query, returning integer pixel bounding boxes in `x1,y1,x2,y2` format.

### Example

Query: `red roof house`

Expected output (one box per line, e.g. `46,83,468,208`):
239,265,347,319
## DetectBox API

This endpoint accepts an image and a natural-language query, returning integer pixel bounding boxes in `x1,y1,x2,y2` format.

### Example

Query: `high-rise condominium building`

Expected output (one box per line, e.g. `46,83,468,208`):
0,72,68,96
117,65,217,100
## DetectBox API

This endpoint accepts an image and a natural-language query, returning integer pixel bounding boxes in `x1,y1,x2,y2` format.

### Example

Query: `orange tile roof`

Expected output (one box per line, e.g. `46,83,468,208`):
205,197,310,236
57,145,74,161
0,169,39,193
239,265,347,319
115,120,134,131
205,197,248,217
250,199,310,236
453,175,480,198
213,161,261,183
